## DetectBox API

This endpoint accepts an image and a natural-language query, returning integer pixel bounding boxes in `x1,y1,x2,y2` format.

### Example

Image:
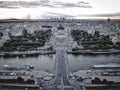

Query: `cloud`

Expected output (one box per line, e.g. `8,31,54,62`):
0,0,92,9
92,13,120,17
41,12,120,19
41,12,74,18
49,1,92,8
78,12,120,17
0,1,40,9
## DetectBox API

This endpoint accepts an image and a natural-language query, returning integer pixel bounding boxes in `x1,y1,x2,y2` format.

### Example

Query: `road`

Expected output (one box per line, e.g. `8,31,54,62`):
43,47,76,90
52,47,83,90
43,26,83,90
53,48,74,90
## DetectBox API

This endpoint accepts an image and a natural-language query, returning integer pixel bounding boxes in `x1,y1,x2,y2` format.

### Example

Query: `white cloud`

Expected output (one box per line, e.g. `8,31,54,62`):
0,0,92,8
0,0,120,19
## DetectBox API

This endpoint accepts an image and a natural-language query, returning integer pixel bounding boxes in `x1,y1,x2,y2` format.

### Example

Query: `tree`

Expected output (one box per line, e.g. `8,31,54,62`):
107,18,111,22
26,79,35,84
103,79,107,84
91,77,101,84
0,32,3,38
16,77,24,83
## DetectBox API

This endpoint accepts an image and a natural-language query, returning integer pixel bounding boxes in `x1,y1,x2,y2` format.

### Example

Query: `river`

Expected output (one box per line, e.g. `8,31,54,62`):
0,54,120,73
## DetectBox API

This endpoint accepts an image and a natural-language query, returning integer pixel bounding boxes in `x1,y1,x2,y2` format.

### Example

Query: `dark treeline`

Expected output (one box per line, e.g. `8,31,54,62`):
0,77,34,84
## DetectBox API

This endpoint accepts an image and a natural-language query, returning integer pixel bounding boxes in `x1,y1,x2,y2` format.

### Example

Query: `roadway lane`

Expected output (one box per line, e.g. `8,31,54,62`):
54,48,74,90
44,26,83,90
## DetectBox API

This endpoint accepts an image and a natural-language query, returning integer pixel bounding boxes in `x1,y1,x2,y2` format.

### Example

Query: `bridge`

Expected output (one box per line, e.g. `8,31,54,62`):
54,47,74,90
44,47,82,90
43,25,83,90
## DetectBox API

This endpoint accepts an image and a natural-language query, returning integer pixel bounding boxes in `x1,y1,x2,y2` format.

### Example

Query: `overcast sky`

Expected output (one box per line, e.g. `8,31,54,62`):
0,0,120,19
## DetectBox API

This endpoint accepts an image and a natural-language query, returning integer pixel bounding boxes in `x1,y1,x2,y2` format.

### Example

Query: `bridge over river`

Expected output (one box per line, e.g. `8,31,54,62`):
44,47,82,90
43,25,83,90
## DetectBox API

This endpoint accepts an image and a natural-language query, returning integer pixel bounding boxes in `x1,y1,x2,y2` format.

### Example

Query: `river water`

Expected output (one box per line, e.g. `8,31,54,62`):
0,54,120,73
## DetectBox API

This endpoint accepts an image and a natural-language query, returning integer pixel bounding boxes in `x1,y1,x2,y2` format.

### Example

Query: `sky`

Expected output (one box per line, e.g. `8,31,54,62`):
0,0,120,19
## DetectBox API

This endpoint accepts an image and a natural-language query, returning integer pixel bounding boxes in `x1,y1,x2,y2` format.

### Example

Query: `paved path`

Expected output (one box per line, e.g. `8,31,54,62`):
43,26,83,90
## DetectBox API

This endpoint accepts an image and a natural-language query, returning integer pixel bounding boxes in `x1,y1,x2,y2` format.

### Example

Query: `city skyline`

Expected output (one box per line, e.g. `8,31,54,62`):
0,0,120,19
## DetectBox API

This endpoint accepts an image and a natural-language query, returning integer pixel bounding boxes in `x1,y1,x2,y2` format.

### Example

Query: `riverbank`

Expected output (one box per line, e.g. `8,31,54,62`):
68,49,120,55
1,49,120,57
72,69,120,89
0,50,55,57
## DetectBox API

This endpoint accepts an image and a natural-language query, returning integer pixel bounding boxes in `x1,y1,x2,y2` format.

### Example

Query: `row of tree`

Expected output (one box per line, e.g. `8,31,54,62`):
71,29,120,50
0,29,52,51
92,77,120,85
0,77,34,84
